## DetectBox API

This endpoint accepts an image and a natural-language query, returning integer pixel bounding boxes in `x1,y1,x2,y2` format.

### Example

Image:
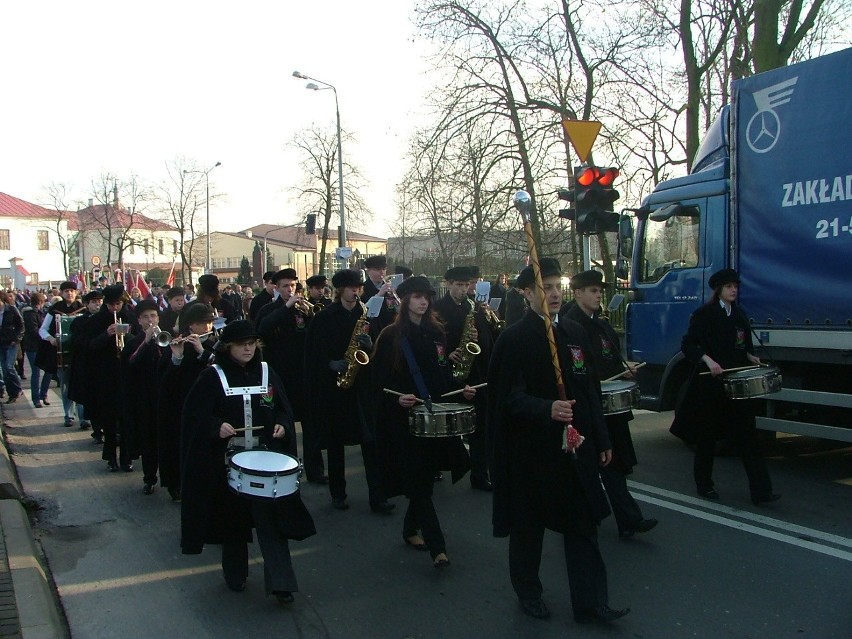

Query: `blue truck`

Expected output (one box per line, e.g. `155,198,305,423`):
618,47,852,442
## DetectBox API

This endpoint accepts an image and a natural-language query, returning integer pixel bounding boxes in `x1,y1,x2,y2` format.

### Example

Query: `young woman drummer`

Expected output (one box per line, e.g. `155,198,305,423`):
678,268,779,505
371,276,477,568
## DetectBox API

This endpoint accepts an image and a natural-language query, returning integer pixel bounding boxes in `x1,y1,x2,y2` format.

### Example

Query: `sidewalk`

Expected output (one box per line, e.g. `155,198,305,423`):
0,384,68,639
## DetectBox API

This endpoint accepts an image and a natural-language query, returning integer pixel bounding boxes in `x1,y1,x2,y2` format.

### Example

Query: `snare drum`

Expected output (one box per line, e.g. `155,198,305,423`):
600,381,641,416
721,366,782,399
409,403,475,437
56,315,79,366
227,450,301,499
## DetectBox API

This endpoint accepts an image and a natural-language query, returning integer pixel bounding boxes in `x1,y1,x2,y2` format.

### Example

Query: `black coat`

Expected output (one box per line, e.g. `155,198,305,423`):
362,278,399,336
66,310,96,406
488,312,612,538
121,333,163,460
180,353,315,555
82,306,138,422
671,301,756,444
303,301,372,447
371,321,470,498
248,289,273,321
563,303,638,472
503,288,527,327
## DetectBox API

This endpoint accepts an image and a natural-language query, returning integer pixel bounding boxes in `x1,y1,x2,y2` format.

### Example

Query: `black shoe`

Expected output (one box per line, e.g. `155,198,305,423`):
403,533,429,551
520,598,551,620
107,460,119,472
143,483,155,495
574,604,630,624
470,477,493,492
79,421,91,431
620,518,659,539
306,474,329,484
698,489,720,500
121,463,134,472
41,397,50,406
331,497,349,510
433,472,444,482
752,493,781,506
225,579,246,592
370,500,395,514
168,487,182,502
91,432,104,445
274,591,294,604
5,394,19,404
432,553,450,569
63,417,74,427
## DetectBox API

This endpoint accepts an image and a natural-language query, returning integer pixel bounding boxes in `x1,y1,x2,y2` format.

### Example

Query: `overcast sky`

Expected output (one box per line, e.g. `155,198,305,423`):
0,1,436,237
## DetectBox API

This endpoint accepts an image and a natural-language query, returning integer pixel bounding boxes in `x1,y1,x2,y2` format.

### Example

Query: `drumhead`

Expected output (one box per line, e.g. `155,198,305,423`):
411,402,472,415
230,450,299,475
601,381,637,392
724,366,780,380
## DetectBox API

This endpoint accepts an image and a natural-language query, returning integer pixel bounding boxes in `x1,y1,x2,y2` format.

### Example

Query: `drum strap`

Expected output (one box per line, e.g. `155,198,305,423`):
213,363,269,450
401,337,433,413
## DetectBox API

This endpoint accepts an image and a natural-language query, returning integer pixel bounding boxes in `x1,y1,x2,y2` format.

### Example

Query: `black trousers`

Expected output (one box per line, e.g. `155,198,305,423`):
222,501,298,595
96,415,130,466
467,425,489,483
403,470,445,559
140,420,158,485
301,417,325,480
694,399,772,498
327,440,384,504
509,523,608,613
599,464,644,533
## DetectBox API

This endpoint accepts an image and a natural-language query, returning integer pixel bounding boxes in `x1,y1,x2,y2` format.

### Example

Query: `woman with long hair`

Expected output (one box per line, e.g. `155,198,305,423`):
371,276,476,568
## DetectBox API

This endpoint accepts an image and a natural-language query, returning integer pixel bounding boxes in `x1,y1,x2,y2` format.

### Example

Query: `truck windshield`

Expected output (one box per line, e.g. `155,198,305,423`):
638,210,700,283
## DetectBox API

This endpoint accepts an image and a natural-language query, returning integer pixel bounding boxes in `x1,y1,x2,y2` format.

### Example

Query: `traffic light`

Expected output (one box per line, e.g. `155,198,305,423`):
572,166,621,234
305,213,317,235
557,188,575,220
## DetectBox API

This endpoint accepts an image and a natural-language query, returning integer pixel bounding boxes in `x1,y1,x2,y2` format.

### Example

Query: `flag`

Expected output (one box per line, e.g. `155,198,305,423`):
124,270,135,292
165,258,177,288
135,271,152,300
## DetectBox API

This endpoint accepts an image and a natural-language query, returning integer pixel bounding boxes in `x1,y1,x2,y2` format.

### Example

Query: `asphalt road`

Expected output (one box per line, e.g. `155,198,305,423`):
7,404,852,639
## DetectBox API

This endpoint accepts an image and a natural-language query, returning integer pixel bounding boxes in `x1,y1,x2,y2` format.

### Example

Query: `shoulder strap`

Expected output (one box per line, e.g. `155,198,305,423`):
401,336,432,410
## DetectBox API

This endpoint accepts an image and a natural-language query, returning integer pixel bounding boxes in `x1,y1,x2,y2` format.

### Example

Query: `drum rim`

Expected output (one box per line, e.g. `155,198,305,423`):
600,380,638,391
228,451,300,476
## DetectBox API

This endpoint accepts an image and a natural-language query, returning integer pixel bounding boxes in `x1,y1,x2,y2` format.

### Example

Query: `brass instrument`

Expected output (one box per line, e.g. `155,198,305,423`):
113,311,130,358
337,300,371,389
157,329,214,347
480,300,505,333
452,298,481,381
292,295,317,316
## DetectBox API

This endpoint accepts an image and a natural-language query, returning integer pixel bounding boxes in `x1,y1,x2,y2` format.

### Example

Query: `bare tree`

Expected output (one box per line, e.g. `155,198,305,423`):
38,182,78,277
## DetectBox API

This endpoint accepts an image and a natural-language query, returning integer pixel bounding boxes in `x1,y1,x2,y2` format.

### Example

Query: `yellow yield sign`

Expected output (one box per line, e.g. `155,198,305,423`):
561,119,601,163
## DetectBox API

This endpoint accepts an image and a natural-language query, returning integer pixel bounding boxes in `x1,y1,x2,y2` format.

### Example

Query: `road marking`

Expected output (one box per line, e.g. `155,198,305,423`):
628,482,852,562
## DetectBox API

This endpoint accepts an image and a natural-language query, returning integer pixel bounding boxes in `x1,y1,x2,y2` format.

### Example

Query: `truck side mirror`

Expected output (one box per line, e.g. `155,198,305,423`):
615,257,629,280
618,216,634,259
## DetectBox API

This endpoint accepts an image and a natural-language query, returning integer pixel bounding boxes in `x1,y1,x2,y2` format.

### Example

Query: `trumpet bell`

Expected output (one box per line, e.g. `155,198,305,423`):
156,331,173,347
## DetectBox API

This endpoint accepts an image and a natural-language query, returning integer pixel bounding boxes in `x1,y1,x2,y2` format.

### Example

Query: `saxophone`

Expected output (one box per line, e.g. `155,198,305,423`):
337,300,371,389
452,298,482,381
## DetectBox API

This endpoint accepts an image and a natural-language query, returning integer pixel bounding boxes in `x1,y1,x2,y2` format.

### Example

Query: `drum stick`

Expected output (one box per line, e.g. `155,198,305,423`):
441,382,487,397
232,426,265,432
603,362,647,383
699,364,760,376
383,388,424,403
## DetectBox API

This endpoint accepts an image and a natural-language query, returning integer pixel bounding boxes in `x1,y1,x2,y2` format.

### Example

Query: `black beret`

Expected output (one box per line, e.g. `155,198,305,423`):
82,290,104,302
262,271,277,282
331,269,363,289
444,266,472,282
218,319,260,344
273,268,298,283
102,284,125,304
364,255,387,269
396,275,435,298
183,303,216,325
306,274,328,288
60,281,77,291
394,265,413,278
708,268,740,289
166,287,185,299
570,270,605,290
197,274,220,295
135,300,159,315
516,258,562,289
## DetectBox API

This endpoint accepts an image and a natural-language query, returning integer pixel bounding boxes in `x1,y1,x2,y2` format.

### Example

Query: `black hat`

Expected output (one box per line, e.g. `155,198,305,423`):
218,320,260,344
184,302,216,325
364,255,387,269
394,264,413,278
444,266,471,282
166,286,185,300
467,265,482,279
273,268,298,283
135,300,159,315
708,268,740,289
570,270,605,290
103,284,125,304
82,290,104,303
396,275,435,298
59,281,77,291
331,269,363,289
198,274,220,296
262,271,276,283
516,258,562,289
306,274,328,288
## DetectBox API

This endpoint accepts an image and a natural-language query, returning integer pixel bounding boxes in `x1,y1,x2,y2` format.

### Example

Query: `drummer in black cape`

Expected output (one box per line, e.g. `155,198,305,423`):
370,276,477,568
672,268,779,505
304,268,394,513
488,258,629,624
562,270,658,539
180,320,315,604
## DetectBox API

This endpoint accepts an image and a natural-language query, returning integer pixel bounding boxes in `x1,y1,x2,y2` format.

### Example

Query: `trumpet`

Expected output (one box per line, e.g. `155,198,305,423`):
113,311,130,357
292,295,317,316
156,329,214,347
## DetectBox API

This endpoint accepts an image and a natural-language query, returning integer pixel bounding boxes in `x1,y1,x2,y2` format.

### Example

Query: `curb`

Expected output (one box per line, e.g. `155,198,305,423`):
0,406,67,639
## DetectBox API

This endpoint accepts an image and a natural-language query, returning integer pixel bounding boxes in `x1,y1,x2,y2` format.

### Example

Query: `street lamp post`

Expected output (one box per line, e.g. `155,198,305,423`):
185,162,221,274
292,70,347,268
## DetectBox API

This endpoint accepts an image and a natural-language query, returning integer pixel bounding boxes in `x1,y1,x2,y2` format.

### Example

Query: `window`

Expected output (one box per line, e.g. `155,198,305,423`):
37,230,49,250
130,243,136,255
158,239,164,255
638,205,701,283
172,240,178,255
0,229,10,250
144,239,150,254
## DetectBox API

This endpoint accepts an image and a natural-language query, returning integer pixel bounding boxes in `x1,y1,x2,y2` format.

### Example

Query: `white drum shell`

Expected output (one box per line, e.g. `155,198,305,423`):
722,367,782,399
227,450,301,499
601,381,641,416
409,403,476,437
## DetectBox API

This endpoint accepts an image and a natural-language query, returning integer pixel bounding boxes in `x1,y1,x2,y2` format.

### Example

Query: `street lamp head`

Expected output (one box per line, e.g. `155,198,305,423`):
306,83,319,91
292,71,307,79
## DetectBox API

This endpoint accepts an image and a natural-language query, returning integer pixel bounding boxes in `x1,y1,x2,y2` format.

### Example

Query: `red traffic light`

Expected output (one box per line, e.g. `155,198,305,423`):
597,167,619,187
576,167,599,187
